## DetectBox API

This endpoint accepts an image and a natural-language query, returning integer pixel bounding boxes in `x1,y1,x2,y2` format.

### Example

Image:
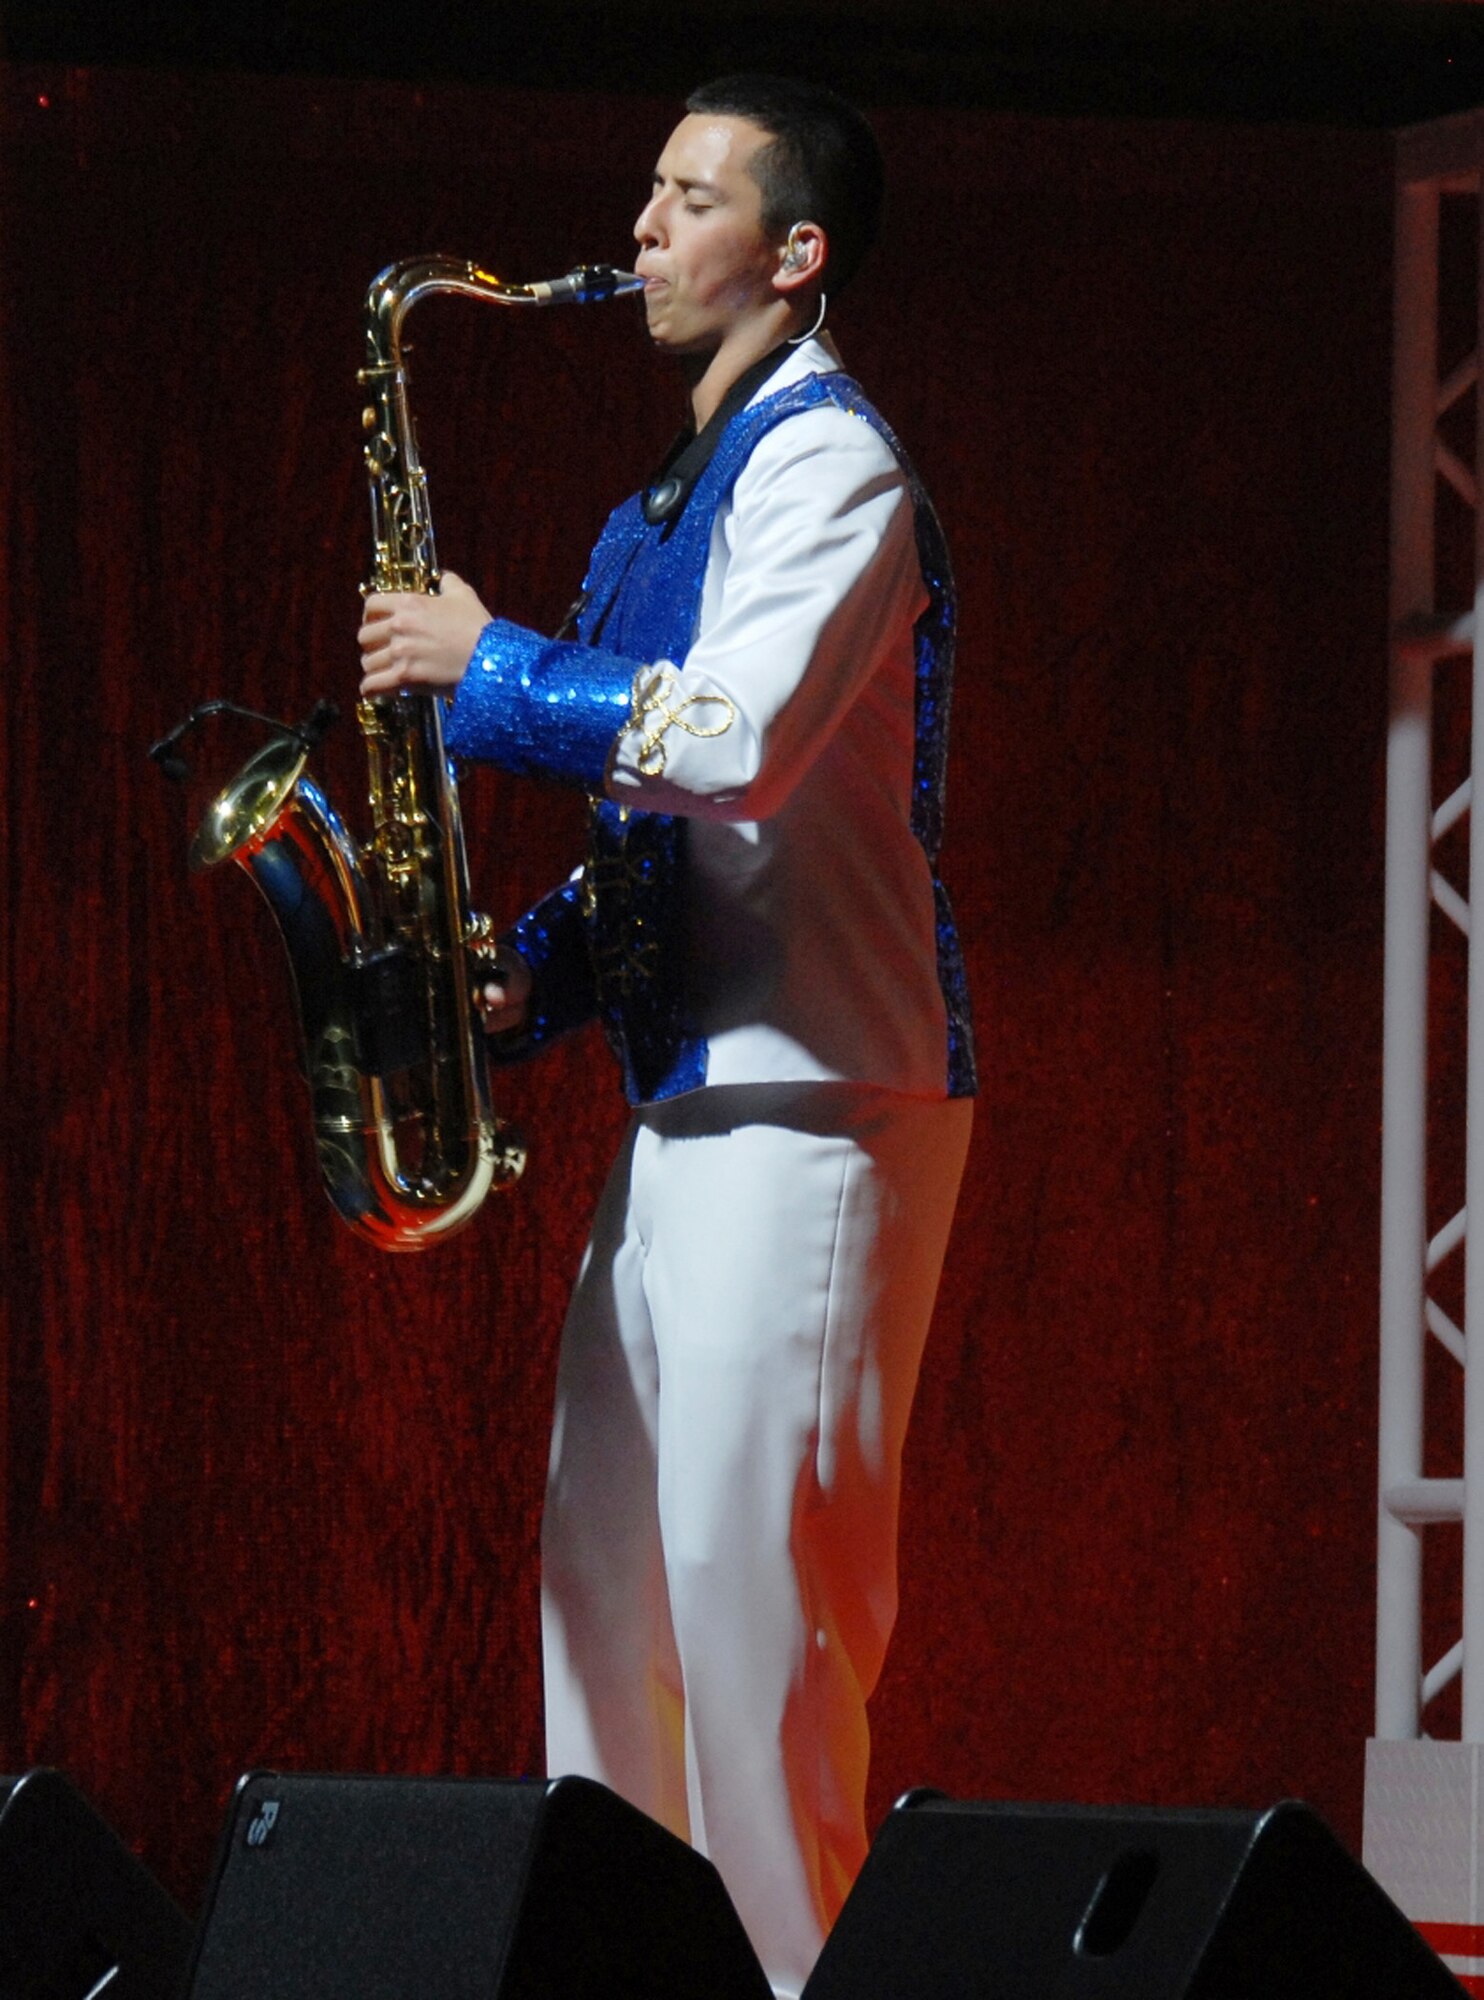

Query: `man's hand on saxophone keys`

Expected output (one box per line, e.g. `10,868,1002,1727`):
357,571,532,1039
476,954,533,1038
358,568,492,695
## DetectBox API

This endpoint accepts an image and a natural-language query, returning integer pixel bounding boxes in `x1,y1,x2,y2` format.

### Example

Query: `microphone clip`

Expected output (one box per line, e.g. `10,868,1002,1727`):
148,698,339,785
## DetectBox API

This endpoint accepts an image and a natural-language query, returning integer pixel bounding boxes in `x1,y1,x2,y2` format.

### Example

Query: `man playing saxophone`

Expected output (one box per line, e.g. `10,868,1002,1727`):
357,75,974,1999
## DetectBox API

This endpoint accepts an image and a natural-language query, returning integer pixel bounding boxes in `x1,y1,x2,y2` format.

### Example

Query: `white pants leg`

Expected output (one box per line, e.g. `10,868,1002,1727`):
542,1082,972,1999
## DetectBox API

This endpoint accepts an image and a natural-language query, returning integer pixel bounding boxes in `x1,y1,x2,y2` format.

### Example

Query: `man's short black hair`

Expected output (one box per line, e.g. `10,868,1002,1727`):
685,75,884,295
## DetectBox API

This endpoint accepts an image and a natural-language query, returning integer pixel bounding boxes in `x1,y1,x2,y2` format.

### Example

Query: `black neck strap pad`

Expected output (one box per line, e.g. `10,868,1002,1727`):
642,345,795,527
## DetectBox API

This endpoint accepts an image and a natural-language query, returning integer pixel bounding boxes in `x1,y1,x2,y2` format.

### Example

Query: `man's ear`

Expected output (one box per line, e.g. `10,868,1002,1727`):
775,221,827,293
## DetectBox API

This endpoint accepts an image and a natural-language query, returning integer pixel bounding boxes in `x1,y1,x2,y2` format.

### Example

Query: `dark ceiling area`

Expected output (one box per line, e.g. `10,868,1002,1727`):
5,0,1484,126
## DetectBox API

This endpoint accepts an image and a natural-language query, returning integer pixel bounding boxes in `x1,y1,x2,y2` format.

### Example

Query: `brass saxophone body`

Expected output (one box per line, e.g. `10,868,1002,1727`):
188,257,641,1250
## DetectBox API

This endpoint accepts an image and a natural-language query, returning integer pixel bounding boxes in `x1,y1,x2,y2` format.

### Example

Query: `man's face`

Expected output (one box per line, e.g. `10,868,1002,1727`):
633,113,783,355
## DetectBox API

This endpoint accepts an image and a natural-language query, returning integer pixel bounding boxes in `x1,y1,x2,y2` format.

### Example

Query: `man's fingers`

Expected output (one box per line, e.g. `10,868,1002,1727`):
478,999,523,1034
475,968,530,1036
360,662,430,694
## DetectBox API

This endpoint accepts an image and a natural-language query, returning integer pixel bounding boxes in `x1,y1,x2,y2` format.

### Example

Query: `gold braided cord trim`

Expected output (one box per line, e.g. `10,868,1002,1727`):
627,663,736,778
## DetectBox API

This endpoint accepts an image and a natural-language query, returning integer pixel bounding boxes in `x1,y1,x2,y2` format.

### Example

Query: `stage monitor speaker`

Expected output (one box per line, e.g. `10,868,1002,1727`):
186,1770,772,2000
802,1791,1465,1999
0,1767,195,2000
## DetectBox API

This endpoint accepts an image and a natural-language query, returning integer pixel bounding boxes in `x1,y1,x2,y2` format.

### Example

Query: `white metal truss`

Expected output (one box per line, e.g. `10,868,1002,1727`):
1377,111,1484,1746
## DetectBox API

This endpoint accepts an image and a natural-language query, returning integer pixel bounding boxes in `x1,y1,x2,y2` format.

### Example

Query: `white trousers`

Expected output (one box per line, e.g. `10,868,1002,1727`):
541,1081,972,1999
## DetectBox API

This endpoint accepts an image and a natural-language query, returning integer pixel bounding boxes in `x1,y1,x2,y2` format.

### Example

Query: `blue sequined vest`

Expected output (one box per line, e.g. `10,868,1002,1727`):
567,371,976,1104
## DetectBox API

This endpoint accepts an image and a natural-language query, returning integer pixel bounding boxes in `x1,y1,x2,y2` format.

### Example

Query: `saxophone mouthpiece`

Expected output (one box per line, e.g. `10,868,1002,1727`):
529,265,645,305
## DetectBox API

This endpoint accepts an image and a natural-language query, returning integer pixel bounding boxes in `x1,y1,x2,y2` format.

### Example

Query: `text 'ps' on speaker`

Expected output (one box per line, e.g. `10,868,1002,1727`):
802,1791,1466,1998
186,1770,773,2000
0,1767,194,2000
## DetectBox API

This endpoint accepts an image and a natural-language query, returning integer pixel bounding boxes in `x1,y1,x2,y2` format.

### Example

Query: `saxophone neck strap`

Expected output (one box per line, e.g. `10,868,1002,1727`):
642,344,795,527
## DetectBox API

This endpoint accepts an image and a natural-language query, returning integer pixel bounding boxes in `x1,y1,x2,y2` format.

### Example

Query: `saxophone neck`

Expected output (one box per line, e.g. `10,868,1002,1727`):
364,257,643,368
358,257,641,598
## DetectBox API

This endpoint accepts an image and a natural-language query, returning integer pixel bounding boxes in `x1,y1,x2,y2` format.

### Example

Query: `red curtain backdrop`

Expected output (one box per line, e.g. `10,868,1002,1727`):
2,65,1395,1907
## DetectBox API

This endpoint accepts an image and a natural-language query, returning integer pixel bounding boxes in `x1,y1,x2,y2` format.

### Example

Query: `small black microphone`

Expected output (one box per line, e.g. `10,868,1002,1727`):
299,699,339,748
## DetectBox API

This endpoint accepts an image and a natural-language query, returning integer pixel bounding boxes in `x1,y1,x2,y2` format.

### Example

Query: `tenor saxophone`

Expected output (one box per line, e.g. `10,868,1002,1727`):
185,258,642,1250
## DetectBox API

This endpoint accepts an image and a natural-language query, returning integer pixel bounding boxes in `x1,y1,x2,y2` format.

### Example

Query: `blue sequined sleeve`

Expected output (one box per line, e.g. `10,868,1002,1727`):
488,874,598,1061
445,618,638,787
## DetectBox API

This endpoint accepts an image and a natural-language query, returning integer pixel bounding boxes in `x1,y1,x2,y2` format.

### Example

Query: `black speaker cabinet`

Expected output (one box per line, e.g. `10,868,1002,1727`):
186,1770,772,2000
802,1792,1465,1999
0,1768,194,2000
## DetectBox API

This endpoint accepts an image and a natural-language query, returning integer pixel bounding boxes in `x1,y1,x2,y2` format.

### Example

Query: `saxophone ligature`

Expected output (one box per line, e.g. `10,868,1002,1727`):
154,258,643,1250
